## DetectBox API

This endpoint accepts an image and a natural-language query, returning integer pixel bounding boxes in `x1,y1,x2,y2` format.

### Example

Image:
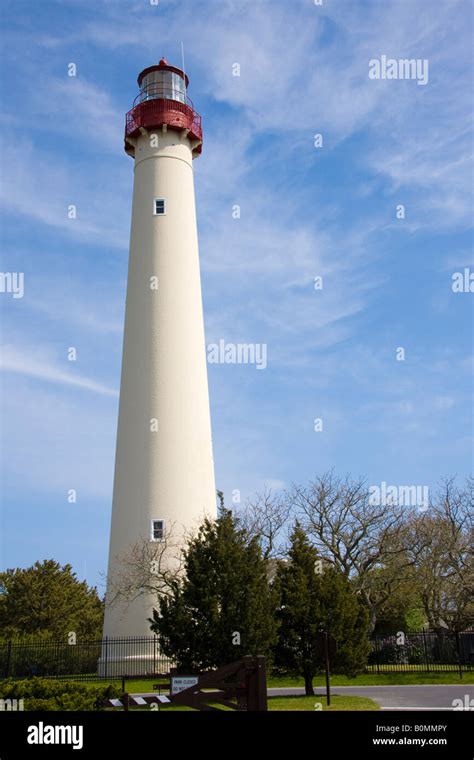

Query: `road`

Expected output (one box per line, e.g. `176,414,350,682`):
268,685,473,710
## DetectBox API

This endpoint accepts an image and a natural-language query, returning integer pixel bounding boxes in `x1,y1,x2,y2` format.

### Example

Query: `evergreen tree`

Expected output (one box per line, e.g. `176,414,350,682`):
0,560,104,639
275,523,370,695
149,511,279,671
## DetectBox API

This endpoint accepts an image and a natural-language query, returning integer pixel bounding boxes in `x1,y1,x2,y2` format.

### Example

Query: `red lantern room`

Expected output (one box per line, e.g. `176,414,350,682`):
124,58,203,158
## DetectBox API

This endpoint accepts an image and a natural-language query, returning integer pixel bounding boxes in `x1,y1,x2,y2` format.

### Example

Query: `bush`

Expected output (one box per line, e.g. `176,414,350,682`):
332,637,371,676
368,637,425,665
0,678,121,711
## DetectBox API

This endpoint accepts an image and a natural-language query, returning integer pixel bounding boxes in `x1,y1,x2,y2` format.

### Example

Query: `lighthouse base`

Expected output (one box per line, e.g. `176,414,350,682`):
97,638,172,678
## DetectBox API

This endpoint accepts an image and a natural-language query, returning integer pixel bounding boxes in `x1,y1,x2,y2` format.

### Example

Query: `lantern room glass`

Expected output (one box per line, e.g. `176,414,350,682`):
140,70,186,104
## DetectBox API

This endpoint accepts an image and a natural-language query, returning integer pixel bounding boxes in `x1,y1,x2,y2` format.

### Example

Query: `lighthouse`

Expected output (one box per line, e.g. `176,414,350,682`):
101,59,216,670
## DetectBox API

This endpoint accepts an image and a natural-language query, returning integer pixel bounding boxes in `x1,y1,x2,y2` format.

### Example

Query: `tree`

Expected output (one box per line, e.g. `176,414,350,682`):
405,478,474,633
275,523,370,695
372,567,426,634
0,560,103,639
238,486,291,559
290,471,419,631
103,520,184,612
149,511,279,671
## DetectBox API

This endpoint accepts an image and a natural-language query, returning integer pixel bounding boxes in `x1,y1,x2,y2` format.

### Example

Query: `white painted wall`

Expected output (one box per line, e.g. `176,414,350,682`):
102,129,216,643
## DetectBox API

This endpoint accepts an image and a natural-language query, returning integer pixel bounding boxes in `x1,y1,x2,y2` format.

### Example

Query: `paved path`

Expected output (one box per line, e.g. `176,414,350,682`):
268,685,472,710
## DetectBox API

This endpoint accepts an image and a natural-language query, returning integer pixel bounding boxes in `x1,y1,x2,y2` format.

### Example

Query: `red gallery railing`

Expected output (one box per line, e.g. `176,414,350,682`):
125,85,202,156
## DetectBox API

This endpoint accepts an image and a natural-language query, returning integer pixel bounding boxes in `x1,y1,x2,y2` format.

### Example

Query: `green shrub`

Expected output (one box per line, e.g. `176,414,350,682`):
0,678,121,711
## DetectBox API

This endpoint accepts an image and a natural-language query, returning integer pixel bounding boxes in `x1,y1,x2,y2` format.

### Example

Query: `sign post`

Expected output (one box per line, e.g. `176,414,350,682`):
315,632,337,708
324,631,331,707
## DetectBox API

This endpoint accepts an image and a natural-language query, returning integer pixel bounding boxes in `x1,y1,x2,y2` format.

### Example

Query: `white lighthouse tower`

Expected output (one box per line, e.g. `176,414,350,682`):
101,59,216,670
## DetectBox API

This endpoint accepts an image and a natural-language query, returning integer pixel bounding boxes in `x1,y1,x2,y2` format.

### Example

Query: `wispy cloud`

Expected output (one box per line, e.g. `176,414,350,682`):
29,77,124,153
0,139,130,248
0,345,118,397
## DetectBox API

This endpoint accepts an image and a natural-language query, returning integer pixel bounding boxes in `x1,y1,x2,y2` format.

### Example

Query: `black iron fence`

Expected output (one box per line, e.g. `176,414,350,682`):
367,631,474,674
0,637,173,682
0,631,472,682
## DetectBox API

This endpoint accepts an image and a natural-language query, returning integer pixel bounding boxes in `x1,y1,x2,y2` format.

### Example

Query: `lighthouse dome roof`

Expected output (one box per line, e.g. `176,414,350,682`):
137,60,189,88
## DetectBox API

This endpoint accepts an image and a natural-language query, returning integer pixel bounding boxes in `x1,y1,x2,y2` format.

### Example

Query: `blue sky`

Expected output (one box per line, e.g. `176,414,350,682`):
0,0,472,593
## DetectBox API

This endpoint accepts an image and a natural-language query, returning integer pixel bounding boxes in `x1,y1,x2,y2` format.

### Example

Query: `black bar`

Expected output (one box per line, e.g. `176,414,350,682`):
324,632,331,707
5,641,12,679
422,629,430,673
455,632,463,680
0,711,472,758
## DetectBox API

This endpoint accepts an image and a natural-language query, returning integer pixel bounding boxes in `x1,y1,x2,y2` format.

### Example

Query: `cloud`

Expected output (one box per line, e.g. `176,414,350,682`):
24,287,124,338
29,77,124,153
0,345,118,397
0,376,117,500
0,139,130,248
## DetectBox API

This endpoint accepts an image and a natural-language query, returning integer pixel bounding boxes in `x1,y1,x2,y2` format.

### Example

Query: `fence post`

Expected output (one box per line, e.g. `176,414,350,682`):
455,632,463,680
104,636,108,680
422,630,430,673
5,640,12,678
374,635,380,675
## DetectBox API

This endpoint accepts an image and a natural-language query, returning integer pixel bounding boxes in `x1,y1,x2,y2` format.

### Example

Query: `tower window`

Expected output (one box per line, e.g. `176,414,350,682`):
151,519,165,542
154,198,166,215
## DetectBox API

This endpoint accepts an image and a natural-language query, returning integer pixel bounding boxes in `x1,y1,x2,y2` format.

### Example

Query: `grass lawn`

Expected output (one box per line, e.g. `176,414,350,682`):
268,695,379,711
119,671,472,693
124,694,379,711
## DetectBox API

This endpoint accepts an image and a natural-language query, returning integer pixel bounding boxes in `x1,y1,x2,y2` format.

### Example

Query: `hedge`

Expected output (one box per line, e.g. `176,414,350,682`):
0,678,121,711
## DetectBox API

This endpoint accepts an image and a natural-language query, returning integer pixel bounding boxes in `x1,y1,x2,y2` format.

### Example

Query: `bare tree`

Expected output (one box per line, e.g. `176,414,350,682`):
405,478,474,632
238,486,291,559
104,522,185,611
290,471,418,631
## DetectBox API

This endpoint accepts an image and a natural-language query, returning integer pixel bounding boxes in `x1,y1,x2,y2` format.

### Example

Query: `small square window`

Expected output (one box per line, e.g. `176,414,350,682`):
151,519,165,542
154,198,166,215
